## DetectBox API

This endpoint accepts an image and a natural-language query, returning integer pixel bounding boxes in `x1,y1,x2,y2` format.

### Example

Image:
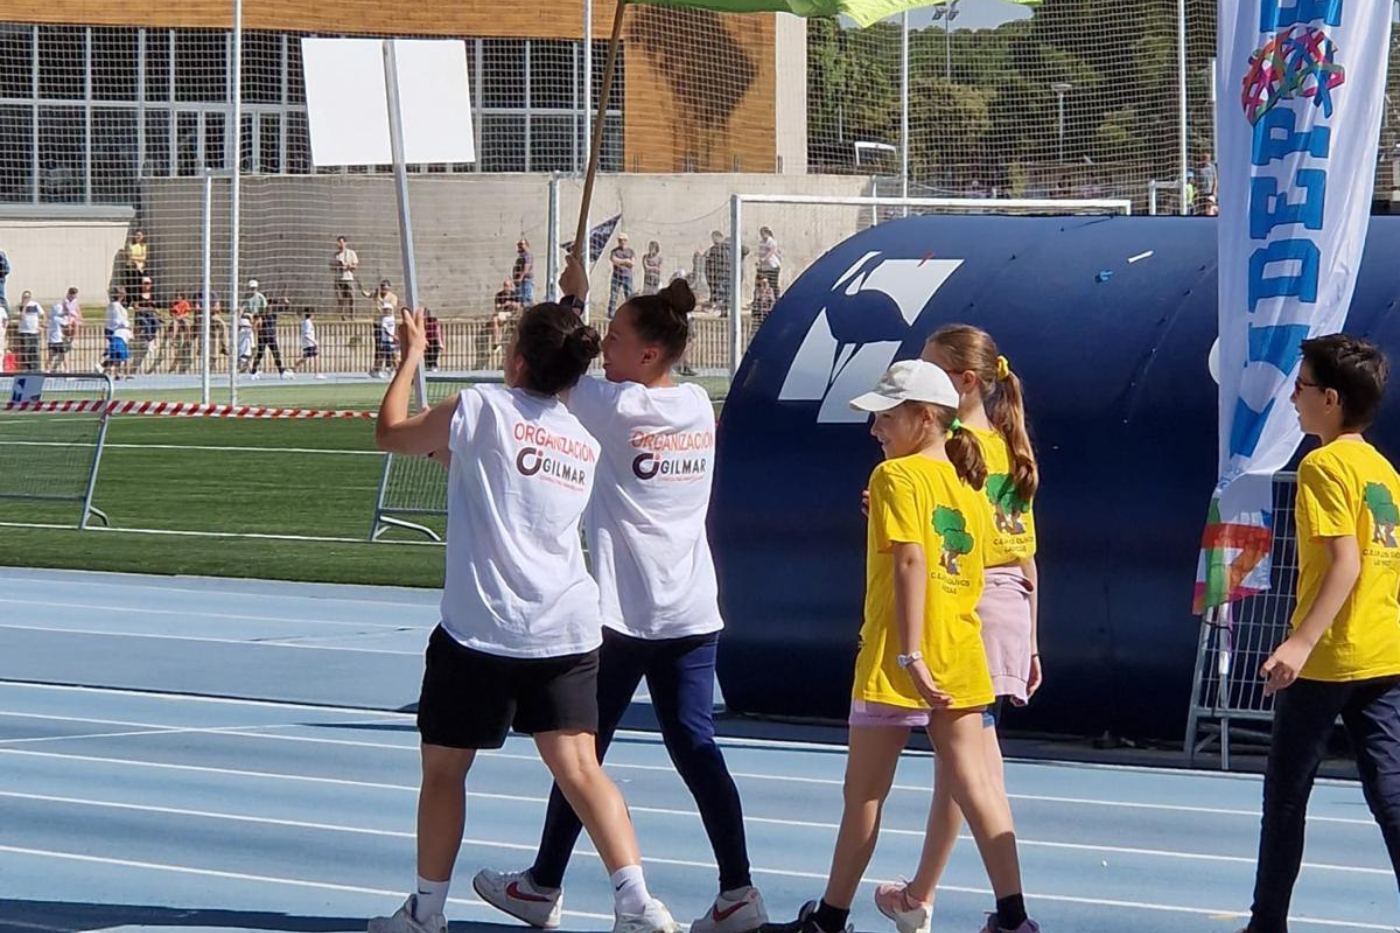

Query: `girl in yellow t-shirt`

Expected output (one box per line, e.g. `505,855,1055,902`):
873,325,1043,933
766,360,1039,933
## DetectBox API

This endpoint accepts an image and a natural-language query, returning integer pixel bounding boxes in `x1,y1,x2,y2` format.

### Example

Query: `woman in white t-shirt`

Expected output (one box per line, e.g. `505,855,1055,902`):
369,256,678,933
474,278,767,933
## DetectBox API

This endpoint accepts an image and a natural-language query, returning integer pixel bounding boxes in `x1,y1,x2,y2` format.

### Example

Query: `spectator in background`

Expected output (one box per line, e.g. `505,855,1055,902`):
251,294,291,380
333,235,359,319
362,278,398,317
607,233,635,319
103,287,131,380
46,290,75,372
490,284,517,370
0,293,8,369
0,247,9,313
125,230,148,292
1197,150,1218,202
237,310,255,373
15,290,42,371
513,239,534,306
753,276,776,324
642,241,663,295
373,304,398,378
192,293,229,361
424,309,444,372
756,225,782,301
296,309,325,379
1202,194,1219,217
132,277,162,374
165,291,193,374
703,230,731,313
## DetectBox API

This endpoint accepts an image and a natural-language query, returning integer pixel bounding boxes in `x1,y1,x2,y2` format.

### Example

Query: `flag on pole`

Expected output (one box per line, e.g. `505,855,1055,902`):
1194,0,1391,613
562,214,623,267
629,0,1035,29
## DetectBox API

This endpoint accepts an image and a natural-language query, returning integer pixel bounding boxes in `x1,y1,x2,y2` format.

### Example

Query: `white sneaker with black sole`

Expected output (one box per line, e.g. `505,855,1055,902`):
472,868,563,929
691,887,769,933
367,895,447,933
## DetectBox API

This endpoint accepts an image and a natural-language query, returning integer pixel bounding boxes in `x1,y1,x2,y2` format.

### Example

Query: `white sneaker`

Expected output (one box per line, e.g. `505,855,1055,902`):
691,887,768,933
249,372,261,381
315,373,328,380
874,882,931,933
367,895,447,933
613,898,681,933
472,868,562,929
282,370,295,379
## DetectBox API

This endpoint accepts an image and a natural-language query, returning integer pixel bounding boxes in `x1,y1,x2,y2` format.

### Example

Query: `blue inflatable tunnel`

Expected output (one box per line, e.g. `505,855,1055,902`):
712,214,1400,741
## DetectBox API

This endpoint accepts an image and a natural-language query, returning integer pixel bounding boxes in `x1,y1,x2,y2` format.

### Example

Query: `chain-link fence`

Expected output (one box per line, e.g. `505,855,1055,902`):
2,4,1399,403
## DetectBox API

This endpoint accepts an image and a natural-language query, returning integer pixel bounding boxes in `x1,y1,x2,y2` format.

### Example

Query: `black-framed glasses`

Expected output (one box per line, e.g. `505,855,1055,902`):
1294,377,1321,393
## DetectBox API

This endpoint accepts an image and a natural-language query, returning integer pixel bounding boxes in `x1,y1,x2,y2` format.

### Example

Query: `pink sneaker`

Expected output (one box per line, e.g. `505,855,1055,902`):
873,882,930,933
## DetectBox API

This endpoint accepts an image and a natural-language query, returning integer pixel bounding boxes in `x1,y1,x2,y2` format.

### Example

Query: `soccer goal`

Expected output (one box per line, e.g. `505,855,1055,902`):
1184,473,1299,770
0,372,113,529
369,373,503,542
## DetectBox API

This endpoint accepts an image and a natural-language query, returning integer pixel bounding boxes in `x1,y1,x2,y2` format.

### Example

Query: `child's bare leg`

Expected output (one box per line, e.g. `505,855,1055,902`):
822,725,909,909
908,721,1007,903
417,744,476,882
925,711,1022,900
533,730,640,873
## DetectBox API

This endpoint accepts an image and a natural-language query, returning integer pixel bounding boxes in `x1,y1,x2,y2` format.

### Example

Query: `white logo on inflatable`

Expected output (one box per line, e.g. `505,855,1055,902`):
778,251,963,423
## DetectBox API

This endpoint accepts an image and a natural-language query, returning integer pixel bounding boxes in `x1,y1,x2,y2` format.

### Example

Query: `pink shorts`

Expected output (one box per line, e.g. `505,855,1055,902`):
849,700,930,728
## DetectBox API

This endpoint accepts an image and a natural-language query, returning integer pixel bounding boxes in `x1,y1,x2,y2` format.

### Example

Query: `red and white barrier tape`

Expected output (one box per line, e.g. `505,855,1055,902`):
2,399,374,419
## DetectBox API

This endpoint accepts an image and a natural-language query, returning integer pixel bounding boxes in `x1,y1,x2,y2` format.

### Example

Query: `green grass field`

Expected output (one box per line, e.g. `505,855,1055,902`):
0,416,447,587
0,376,728,587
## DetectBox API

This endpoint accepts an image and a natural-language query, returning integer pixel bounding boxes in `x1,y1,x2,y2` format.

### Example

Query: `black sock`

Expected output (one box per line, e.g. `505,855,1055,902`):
812,900,850,933
994,894,1028,930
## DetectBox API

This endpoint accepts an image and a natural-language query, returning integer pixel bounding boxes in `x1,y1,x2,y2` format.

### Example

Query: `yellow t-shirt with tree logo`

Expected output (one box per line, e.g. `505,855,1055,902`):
967,426,1037,567
854,455,995,710
1293,440,1400,682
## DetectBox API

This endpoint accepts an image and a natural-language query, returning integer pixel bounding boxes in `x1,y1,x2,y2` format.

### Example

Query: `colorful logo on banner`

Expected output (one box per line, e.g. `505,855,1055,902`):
1195,0,1387,614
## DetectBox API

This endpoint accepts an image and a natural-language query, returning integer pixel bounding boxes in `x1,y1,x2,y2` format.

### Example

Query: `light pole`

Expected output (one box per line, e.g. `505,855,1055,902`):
1052,81,1072,164
930,0,960,81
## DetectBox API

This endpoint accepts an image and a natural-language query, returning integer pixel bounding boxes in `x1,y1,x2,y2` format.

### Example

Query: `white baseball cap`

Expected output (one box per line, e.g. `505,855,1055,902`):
248,279,259,289
850,360,960,413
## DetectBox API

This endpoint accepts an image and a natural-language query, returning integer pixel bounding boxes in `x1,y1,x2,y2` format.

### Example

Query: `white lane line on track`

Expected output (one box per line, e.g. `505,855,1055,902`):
0,760,1386,875
0,840,1388,929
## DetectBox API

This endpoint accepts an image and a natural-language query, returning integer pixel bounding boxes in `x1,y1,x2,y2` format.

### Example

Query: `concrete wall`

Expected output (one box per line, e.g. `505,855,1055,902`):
774,15,809,176
0,216,134,309
138,172,873,317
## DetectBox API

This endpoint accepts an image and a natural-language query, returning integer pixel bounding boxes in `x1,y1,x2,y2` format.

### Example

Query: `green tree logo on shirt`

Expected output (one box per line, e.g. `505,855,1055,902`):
985,473,1029,536
1365,482,1399,548
932,506,974,576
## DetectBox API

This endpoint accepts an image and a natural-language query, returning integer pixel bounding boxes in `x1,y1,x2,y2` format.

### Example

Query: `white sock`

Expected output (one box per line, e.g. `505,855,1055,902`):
610,864,651,916
414,875,450,921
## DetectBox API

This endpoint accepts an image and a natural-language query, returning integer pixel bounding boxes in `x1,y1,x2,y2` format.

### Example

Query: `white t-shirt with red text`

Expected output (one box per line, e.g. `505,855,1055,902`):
568,377,722,640
441,384,603,658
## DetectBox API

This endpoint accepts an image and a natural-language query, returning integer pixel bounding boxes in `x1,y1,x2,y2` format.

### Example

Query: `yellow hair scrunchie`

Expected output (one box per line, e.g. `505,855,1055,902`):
995,355,1012,382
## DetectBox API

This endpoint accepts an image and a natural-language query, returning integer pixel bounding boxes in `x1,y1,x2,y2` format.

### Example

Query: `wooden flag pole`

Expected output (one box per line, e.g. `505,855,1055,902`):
574,0,627,263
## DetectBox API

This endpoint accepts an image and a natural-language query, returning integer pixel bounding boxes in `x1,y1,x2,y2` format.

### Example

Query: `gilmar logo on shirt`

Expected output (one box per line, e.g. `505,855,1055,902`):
629,428,713,482
932,506,974,576
513,421,594,490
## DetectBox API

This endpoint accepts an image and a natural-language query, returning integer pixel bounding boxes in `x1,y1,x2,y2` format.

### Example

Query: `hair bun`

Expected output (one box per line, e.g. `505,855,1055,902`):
659,279,697,316
566,323,602,362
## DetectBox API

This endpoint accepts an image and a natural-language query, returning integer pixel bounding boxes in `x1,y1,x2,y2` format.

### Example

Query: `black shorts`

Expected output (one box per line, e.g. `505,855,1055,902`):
417,625,600,749
48,343,68,356
303,346,319,358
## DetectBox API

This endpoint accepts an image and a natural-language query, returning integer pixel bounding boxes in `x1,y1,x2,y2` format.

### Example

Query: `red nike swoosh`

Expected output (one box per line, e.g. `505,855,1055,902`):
713,900,750,922
507,881,554,904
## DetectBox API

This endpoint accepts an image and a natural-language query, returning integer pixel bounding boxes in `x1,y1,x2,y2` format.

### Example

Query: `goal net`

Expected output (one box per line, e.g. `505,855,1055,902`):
0,372,113,529
369,374,503,542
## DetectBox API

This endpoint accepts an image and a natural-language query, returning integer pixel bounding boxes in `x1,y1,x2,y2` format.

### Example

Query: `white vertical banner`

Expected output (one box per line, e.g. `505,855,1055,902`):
1196,0,1391,612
